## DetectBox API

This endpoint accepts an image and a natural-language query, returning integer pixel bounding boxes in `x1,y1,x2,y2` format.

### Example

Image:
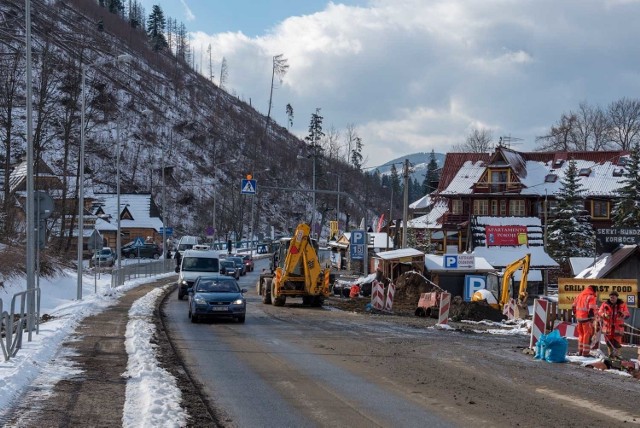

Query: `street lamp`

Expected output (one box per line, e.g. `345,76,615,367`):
211,158,238,244
78,53,133,298
297,151,318,238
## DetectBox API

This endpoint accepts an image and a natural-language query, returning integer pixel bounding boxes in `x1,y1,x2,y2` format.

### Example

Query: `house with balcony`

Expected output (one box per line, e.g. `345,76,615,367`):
408,146,628,264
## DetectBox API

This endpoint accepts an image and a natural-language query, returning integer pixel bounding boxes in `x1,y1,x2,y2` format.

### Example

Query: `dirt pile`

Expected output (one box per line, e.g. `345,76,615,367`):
449,296,506,322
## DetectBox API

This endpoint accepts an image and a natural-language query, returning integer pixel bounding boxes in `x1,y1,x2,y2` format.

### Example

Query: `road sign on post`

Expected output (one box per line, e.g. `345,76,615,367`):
87,229,102,251
133,237,145,247
350,229,366,260
159,227,173,236
241,179,257,194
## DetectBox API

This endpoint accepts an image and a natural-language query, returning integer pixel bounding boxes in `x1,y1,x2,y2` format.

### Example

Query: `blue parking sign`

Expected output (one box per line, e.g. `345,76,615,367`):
350,230,366,260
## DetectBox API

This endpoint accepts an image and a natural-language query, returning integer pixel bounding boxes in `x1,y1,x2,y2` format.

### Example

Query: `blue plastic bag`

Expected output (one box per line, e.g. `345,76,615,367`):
543,330,568,363
534,333,547,360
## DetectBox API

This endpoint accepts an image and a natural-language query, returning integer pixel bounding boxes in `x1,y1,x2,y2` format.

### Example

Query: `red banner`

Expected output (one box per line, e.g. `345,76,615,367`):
485,225,528,246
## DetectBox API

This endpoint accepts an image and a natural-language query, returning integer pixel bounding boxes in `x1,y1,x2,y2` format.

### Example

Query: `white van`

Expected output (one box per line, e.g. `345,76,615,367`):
175,236,201,257
176,248,220,300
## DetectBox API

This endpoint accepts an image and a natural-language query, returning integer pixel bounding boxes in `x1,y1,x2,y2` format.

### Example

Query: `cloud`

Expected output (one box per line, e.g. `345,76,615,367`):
179,0,195,21
190,0,640,165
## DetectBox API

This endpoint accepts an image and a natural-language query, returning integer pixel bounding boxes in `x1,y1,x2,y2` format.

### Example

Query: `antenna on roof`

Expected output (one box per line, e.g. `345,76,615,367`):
499,135,523,149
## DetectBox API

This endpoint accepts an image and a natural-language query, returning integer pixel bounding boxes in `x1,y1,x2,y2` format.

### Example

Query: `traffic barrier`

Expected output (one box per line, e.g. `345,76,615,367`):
530,299,552,349
371,280,384,311
438,292,451,324
383,282,396,312
503,298,516,320
554,321,578,339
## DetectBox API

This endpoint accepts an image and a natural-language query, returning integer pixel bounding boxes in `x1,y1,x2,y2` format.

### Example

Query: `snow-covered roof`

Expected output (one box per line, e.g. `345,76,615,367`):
576,254,610,279
576,245,640,278
439,160,486,195
93,193,163,231
425,254,496,272
375,248,424,260
472,245,559,268
409,194,431,209
514,269,542,281
475,216,541,226
569,257,596,276
407,199,448,229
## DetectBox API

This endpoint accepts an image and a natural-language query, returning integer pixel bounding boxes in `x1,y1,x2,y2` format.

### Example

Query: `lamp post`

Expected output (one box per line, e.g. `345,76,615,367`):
297,151,318,238
402,158,410,248
211,158,237,244
78,53,132,297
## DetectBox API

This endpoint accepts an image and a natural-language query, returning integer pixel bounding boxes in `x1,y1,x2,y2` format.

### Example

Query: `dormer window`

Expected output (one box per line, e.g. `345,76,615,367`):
545,174,558,183
613,168,624,177
578,168,591,177
553,159,565,168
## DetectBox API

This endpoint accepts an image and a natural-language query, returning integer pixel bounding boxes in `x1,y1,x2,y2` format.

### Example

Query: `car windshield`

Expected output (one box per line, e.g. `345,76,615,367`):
196,279,239,293
182,257,219,272
178,244,194,251
99,249,111,255
229,257,243,266
220,261,234,268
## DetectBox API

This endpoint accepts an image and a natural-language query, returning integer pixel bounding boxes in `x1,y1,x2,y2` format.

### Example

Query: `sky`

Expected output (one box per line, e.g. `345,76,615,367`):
0,262,634,422
137,0,640,166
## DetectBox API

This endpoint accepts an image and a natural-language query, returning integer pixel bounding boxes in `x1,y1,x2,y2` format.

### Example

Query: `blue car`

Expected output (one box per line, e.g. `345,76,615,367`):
188,275,247,323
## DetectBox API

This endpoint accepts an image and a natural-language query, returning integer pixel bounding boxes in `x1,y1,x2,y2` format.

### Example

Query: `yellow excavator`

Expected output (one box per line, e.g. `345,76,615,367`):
257,223,330,307
472,253,531,318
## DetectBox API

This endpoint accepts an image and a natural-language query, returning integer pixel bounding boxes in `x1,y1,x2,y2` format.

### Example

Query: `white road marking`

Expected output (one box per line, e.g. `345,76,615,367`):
536,388,640,424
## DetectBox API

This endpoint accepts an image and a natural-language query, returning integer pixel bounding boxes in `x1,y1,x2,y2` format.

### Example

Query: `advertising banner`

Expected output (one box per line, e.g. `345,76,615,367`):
595,227,640,253
485,225,528,246
557,278,638,309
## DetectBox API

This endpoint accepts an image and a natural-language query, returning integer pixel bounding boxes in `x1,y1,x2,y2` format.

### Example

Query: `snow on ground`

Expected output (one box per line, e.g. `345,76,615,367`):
0,268,179,426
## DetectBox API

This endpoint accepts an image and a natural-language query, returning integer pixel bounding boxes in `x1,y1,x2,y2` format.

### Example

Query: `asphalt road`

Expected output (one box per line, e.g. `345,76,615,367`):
164,259,640,427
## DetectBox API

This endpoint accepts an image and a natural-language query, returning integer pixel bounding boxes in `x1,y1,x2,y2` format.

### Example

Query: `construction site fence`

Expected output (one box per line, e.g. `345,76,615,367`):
552,304,640,346
111,259,175,289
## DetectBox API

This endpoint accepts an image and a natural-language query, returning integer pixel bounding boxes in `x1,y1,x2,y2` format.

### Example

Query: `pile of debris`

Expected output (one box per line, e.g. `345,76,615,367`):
448,296,505,322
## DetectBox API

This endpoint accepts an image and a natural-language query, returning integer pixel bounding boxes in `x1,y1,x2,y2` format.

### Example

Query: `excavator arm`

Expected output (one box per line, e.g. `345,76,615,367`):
499,253,531,309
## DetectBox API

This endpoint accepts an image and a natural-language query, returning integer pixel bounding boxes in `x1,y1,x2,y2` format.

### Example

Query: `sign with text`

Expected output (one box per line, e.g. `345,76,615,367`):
350,229,366,260
557,278,638,309
486,225,528,246
595,227,640,253
443,254,475,269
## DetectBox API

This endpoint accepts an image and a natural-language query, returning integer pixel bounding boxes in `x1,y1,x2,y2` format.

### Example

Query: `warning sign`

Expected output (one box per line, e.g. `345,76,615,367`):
557,278,638,309
241,179,256,194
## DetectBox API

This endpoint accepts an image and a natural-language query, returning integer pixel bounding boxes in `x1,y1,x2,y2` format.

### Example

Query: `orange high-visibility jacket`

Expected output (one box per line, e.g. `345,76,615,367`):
598,299,630,338
573,287,597,322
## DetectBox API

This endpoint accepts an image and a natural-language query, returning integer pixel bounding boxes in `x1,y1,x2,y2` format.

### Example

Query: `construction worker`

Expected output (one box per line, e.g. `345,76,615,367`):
598,290,630,359
572,285,598,357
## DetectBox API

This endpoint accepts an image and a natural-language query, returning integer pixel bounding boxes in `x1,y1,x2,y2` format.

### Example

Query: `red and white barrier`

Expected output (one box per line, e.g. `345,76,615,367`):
371,280,384,311
438,292,451,325
554,321,578,339
503,298,516,320
383,282,396,312
530,299,551,348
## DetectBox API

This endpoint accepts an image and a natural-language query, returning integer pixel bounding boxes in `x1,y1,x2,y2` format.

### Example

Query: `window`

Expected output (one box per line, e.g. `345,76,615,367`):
578,168,591,177
490,170,508,192
509,200,526,216
592,200,609,219
473,199,489,215
500,200,507,216
452,199,463,215
491,200,498,216
545,174,558,183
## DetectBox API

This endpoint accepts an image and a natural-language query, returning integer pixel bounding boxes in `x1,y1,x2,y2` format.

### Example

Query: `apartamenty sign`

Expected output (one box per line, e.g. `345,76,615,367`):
557,278,638,309
485,225,528,246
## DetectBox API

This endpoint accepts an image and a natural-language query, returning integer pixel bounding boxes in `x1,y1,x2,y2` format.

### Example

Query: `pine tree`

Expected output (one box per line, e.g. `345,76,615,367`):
285,104,294,129
147,5,168,52
389,164,401,202
305,108,324,150
547,159,595,265
219,57,228,89
107,0,124,15
422,149,439,194
611,143,640,228
350,136,363,170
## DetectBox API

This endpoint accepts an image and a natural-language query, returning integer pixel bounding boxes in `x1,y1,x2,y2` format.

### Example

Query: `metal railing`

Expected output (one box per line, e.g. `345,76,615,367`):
111,258,176,288
1,287,40,361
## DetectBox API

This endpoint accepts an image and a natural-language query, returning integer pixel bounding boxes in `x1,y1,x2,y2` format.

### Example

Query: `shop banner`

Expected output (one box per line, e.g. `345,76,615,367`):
485,225,528,246
557,278,638,310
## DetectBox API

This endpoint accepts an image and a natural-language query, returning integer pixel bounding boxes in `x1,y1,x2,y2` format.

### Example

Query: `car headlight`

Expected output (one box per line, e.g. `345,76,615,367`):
194,296,207,304
180,280,189,286
232,298,245,305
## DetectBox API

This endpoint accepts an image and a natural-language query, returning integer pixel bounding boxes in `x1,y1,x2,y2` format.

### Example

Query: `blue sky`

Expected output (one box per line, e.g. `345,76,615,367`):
140,1,640,166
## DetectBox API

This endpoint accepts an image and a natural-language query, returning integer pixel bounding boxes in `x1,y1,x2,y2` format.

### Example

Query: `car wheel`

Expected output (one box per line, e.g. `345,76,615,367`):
262,279,272,304
153,253,160,260
271,281,286,306
178,292,184,300
188,308,192,318
190,314,198,323
237,316,246,323
128,253,136,259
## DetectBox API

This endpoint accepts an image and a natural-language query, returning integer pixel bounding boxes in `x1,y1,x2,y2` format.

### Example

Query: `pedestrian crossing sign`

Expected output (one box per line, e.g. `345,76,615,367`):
241,179,257,194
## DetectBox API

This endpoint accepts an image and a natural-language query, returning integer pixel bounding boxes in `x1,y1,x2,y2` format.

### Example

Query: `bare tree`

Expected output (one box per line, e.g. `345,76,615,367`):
608,98,640,151
323,126,342,160
536,113,578,151
207,44,214,82
344,123,358,163
453,128,493,152
266,54,289,128
572,102,612,151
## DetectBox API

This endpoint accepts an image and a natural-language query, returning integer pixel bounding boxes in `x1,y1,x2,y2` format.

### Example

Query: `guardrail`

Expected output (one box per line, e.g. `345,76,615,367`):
111,258,176,288
1,288,40,361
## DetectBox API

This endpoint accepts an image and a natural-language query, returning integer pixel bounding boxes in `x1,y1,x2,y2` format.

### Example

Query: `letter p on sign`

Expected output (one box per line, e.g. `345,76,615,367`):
444,255,458,268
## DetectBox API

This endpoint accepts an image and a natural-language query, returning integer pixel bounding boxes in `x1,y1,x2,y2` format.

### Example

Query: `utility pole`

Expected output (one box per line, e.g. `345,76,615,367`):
401,158,410,248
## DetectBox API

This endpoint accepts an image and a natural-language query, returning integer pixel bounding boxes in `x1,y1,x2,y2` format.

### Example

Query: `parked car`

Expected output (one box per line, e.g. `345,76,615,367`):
242,254,254,272
90,247,116,267
220,259,240,279
227,256,247,276
187,275,247,323
121,243,161,259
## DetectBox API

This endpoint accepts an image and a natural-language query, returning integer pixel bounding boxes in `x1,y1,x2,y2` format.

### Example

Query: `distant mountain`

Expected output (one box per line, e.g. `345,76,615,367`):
373,152,446,183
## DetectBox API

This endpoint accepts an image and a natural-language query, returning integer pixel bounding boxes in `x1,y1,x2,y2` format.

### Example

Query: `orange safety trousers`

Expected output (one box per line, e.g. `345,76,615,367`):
577,321,594,356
